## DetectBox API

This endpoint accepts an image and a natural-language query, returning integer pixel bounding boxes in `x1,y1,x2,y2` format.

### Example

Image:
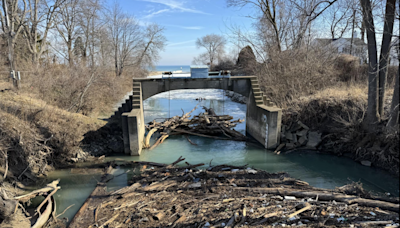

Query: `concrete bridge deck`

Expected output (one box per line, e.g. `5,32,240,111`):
113,76,282,155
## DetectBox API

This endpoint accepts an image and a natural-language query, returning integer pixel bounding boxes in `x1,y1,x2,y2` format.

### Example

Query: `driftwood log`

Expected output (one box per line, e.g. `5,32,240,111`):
145,106,246,149
233,187,400,212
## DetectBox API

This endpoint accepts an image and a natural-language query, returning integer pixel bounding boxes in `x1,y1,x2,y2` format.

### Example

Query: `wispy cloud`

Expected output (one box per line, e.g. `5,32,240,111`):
143,9,171,19
141,0,209,15
166,24,203,30
168,40,196,46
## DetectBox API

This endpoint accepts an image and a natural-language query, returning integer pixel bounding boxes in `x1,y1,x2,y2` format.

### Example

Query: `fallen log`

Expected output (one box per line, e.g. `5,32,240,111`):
13,179,60,202
233,187,400,212
31,198,52,228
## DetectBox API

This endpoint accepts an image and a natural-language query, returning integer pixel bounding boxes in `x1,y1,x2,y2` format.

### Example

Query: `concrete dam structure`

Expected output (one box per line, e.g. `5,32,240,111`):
113,76,282,155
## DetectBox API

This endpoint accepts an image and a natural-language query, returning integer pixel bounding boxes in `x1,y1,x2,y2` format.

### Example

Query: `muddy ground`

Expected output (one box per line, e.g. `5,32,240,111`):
67,158,399,228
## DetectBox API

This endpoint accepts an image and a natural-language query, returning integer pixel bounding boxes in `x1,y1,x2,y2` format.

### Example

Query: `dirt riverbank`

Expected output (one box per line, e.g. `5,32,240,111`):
274,87,399,176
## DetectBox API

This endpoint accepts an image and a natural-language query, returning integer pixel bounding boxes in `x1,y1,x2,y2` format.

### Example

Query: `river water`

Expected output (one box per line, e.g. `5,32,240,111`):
44,89,399,222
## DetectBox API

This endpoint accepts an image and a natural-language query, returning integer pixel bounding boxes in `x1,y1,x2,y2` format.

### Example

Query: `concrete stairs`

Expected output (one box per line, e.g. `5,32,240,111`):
111,82,142,121
250,77,274,107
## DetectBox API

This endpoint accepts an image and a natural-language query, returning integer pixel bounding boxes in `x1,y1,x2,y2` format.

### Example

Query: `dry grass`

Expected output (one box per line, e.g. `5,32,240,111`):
257,47,340,107
0,90,105,181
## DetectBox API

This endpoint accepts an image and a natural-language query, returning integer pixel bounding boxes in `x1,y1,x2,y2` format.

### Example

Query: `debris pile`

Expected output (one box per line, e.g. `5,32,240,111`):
0,180,63,228
144,106,246,149
68,157,399,228
276,121,322,153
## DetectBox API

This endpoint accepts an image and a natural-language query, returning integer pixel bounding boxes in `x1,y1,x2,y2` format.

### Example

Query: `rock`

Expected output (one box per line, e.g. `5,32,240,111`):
361,160,372,166
109,141,123,153
286,143,295,150
306,131,322,148
296,129,308,137
285,132,294,142
298,136,308,146
203,222,210,227
370,212,376,216
297,121,310,130
231,169,239,172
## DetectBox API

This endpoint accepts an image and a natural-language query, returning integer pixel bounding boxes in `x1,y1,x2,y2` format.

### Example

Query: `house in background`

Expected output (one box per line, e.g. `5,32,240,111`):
313,32,367,64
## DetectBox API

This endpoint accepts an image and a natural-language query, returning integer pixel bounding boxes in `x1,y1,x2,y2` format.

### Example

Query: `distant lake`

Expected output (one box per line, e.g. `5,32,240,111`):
152,65,191,72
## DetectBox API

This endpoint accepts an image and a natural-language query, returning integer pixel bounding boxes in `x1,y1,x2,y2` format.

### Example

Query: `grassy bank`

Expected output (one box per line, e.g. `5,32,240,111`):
281,85,399,175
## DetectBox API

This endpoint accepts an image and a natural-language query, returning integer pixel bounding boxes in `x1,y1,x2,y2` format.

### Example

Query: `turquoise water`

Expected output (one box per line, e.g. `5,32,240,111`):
47,89,399,222
153,65,191,72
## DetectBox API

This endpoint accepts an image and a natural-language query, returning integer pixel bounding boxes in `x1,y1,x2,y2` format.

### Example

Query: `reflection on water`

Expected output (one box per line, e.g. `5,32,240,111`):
46,89,399,223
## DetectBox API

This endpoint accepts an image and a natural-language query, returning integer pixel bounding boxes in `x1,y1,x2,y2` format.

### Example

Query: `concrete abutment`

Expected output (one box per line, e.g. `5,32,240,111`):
113,76,282,155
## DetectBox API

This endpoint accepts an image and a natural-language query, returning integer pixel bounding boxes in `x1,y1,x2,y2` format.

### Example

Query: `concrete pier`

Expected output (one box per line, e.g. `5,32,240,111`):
112,76,282,155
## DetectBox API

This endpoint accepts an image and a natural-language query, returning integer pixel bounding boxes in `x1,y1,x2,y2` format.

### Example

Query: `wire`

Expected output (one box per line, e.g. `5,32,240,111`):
168,78,171,119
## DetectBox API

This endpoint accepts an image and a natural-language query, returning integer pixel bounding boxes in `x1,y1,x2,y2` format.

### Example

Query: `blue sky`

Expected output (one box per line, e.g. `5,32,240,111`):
118,0,254,65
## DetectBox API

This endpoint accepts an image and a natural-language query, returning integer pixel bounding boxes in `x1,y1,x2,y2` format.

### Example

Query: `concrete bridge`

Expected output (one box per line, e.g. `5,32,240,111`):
113,76,282,155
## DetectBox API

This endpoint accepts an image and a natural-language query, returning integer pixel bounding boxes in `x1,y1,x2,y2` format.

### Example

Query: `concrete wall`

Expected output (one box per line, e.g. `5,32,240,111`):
138,76,254,100
246,89,282,149
113,76,282,155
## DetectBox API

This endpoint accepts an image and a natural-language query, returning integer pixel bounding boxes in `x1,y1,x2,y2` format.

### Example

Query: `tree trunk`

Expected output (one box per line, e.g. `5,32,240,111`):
68,40,73,66
378,0,396,117
387,64,399,130
361,0,380,129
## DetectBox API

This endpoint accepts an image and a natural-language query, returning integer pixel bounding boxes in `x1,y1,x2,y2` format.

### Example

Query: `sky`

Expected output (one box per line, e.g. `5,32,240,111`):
117,0,254,65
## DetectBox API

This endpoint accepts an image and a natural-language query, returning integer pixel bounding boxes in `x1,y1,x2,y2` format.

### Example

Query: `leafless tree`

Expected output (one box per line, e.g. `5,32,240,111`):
77,0,102,66
324,0,352,39
106,1,141,76
194,34,226,68
137,23,167,69
22,0,65,64
0,0,27,73
55,0,80,66
227,0,338,51
360,0,380,129
378,0,396,117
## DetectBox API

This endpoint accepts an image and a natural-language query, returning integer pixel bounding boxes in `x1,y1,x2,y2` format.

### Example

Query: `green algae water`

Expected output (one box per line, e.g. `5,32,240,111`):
46,89,399,222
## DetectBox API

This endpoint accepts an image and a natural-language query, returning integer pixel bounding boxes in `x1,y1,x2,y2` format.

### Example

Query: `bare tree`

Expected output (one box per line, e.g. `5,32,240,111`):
324,0,352,39
194,34,226,69
137,23,167,69
387,60,399,130
227,0,337,51
378,0,396,117
106,1,141,76
55,0,80,66
360,0,380,129
0,0,27,74
77,0,102,66
23,0,65,64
